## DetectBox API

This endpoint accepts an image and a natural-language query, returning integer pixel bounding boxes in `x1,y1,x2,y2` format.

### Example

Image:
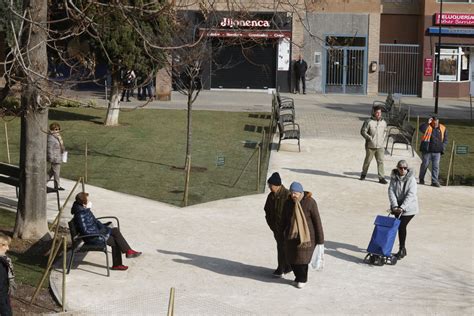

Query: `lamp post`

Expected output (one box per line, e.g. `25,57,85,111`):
434,0,443,115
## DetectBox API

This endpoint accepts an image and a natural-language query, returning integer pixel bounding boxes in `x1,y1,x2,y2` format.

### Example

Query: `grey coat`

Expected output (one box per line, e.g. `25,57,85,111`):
361,116,387,149
388,168,419,216
47,134,62,164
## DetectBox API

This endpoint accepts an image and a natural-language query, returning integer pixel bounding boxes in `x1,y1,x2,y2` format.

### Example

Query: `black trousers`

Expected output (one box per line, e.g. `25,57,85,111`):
0,295,12,316
274,235,291,273
121,89,131,101
291,264,308,283
296,75,306,93
398,215,415,248
106,228,131,266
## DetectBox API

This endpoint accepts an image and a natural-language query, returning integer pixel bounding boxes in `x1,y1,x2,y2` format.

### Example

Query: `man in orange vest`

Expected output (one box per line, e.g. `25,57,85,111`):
419,116,448,187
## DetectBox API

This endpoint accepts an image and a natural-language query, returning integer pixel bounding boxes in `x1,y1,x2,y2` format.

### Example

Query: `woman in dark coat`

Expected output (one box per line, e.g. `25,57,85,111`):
71,192,142,271
283,182,324,289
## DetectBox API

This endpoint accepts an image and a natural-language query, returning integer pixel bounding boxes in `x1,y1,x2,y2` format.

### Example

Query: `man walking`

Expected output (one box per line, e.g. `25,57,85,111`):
419,116,448,187
264,172,291,277
360,106,387,184
294,55,308,94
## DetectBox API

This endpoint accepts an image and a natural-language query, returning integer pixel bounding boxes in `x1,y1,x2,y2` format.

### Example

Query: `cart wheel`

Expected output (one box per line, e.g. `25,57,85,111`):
368,255,376,264
390,255,398,265
376,256,385,266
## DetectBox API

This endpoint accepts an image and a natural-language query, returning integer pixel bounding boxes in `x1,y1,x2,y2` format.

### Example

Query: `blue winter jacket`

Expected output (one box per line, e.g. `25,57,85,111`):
71,201,111,245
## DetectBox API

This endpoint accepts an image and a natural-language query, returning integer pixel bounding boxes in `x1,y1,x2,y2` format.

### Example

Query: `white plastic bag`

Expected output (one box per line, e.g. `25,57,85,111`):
310,244,324,270
62,151,68,163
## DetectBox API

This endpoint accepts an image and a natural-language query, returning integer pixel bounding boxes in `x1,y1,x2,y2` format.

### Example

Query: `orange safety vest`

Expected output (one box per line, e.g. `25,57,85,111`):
421,124,446,143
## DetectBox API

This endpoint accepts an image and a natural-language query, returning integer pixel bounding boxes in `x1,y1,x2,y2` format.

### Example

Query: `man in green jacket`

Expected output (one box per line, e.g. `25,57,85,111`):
264,172,291,277
360,106,387,184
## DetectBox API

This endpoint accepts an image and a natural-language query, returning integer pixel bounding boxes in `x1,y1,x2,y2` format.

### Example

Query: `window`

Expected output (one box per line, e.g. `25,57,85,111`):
435,46,470,82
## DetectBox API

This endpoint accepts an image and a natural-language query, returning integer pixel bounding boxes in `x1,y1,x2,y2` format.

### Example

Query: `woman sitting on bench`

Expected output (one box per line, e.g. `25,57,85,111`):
71,192,141,271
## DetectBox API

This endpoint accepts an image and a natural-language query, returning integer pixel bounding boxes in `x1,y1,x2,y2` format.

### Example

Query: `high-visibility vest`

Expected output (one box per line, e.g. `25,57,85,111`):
421,124,446,143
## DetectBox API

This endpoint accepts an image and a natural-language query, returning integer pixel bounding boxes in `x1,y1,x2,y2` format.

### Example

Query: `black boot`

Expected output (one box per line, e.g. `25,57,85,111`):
396,247,407,259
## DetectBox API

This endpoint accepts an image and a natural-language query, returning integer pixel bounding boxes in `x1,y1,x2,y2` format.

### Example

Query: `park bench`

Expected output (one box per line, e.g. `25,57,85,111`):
277,120,301,152
275,90,295,111
385,121,415,157
0,162,20,198
67,216,120,277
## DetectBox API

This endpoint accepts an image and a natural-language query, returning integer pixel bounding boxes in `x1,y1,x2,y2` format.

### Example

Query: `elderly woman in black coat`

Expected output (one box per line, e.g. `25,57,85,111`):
282,182,324,289
71,192,142,271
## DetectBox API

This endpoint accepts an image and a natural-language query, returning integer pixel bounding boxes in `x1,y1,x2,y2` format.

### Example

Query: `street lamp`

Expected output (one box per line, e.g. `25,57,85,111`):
434,0,443,115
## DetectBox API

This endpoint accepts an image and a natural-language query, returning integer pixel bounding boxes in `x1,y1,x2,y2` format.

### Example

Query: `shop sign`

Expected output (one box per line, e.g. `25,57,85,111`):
435,13,474,26
220,17,270,28
427,27,474,36
424,58,433,77
201,29,291,39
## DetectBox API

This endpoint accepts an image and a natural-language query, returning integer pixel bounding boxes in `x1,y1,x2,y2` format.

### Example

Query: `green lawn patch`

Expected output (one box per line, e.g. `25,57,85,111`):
0,208,49,288
1,107,272,205
412,118,474,185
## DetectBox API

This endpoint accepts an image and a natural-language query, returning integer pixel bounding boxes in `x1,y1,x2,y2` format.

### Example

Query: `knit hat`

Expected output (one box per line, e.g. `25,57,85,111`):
267,172,282,186
289,182,304,193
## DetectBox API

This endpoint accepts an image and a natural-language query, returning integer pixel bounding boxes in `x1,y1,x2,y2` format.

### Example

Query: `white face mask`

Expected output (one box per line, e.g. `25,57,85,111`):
86,201,92,209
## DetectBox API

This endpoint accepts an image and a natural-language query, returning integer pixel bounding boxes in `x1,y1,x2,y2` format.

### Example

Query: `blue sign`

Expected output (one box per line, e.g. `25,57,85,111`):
427,27,474,36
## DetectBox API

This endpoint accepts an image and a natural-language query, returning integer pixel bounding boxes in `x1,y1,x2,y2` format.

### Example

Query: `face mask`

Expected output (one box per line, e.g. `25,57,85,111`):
86,201,92,209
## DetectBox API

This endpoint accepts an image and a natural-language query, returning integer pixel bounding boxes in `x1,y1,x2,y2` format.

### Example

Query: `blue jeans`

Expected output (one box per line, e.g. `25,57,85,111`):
419,152,441,184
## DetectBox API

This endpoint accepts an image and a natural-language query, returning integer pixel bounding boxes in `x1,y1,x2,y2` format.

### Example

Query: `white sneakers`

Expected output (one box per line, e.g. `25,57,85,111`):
292,281,306,289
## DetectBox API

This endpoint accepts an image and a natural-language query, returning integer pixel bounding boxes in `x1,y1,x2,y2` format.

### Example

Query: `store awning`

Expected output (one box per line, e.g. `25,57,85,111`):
427,27,474,36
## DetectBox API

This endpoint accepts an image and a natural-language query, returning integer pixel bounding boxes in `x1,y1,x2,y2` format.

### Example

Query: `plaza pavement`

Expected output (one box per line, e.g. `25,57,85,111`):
1,91,473,315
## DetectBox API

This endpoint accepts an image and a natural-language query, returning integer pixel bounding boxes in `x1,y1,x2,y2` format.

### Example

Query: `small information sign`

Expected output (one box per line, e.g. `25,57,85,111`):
455,145,469,155
216,154,225,166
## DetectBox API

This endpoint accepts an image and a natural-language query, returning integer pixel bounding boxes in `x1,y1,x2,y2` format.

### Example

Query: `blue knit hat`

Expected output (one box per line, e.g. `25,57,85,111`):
289,181,304,193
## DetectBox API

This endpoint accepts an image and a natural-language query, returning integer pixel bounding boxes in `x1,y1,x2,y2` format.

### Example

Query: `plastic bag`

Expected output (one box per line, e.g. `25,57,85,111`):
310,244,324,270
62,151,68,163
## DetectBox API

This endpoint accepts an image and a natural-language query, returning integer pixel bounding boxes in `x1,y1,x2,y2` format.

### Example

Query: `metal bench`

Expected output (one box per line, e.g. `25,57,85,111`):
67,216,120,277
385,122,415,157
277,120,301,152
0,162,20,198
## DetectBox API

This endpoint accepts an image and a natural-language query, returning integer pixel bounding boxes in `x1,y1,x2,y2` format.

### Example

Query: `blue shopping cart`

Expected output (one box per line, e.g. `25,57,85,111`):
364,213,400,266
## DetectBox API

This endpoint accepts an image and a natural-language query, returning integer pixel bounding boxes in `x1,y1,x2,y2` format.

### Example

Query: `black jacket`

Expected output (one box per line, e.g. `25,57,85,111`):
294,59,308,76
0,256,9,298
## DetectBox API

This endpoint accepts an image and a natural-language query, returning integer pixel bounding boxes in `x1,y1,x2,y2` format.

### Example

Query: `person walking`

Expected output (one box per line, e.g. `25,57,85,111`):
47,122,65,190
282,182,324,289
120,69,136,102
360,105,387,184
264,172,291,277
419,116,448,187
388,160,419,260
294,55,308,94
71,192,142,271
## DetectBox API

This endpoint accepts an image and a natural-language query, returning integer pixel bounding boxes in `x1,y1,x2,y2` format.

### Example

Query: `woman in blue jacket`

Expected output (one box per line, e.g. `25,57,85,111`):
71,192,141,271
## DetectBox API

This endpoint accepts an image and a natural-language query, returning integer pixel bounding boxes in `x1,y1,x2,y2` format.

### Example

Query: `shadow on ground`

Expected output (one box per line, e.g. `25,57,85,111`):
157,249,290,284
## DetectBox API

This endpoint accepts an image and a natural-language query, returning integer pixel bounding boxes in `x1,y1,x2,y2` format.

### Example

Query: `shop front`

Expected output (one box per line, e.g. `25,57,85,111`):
422,13,474,98
197,12,293,91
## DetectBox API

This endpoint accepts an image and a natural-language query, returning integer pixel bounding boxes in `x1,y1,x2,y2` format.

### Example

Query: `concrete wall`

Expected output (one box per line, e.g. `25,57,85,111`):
303,13,370,93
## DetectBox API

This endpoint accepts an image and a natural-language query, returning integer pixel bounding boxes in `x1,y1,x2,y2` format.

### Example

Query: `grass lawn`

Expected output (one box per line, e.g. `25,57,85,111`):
0,107,271,205
0,208,48,288
411,118,474,185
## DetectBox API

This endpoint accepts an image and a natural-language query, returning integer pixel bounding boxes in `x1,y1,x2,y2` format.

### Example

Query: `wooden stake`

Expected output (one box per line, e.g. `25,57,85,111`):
415,116,419,152
256,144,261,192
4,122,10,164
446,140,455,187
167,287,175,316
183,155,191,207
62,236,67,312
84,141,88,183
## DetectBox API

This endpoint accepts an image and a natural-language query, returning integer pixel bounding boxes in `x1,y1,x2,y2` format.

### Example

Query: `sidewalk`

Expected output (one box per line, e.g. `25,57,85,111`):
2,91,473,315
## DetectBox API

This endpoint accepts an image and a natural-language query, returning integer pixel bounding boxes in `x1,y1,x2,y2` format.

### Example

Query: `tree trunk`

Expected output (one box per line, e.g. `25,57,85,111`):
13,0,49,239
105,73,121,126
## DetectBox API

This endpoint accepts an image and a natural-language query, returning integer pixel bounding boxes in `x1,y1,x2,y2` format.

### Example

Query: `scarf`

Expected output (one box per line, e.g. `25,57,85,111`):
1,255,16,294
288,197,312,248
421,124,446,143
